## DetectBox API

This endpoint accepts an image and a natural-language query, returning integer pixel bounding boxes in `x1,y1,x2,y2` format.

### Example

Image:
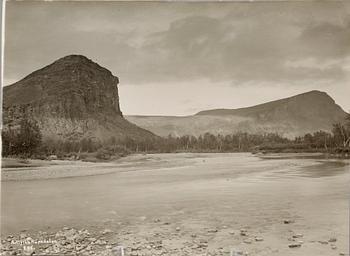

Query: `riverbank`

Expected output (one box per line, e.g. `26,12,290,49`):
1,152,348,181
1,154,191,181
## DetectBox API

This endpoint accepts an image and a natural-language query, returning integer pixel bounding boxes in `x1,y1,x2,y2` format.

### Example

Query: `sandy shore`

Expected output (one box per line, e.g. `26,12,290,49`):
1,153,349,255
1,154,191,181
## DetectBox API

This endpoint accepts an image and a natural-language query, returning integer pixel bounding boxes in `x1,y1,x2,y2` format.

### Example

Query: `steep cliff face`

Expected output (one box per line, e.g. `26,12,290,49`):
3,55,155,142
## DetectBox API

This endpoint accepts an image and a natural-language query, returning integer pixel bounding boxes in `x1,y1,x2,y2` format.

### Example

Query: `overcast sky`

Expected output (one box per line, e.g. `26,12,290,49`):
4,1,350,115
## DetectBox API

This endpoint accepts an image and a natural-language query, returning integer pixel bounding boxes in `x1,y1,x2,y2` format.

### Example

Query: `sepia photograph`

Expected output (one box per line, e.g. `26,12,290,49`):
1,1,349,256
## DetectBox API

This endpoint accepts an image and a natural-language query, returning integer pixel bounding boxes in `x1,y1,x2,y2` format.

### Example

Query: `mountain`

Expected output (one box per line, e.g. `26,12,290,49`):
3,55,155,142
126,91,348,138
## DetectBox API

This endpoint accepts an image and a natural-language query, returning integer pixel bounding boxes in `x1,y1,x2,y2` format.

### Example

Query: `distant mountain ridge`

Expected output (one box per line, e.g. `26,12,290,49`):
3,55,155,142
196,90,342,118
127,91,348,138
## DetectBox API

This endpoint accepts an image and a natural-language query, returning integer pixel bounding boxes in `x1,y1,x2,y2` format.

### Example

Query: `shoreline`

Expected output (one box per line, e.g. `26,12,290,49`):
1,152,349,181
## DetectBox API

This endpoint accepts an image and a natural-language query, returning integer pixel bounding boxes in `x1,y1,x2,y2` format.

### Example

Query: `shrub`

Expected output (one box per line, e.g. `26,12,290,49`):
2,118,42,157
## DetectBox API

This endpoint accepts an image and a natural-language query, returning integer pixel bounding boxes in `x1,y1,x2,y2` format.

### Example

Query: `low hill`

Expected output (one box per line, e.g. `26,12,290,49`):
127,91,348,138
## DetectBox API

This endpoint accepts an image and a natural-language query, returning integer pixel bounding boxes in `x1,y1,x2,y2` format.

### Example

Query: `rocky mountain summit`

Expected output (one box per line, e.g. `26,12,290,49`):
3,55,155,142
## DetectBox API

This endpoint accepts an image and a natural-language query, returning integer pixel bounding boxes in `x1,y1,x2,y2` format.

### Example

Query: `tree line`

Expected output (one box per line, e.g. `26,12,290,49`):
2,114,350,159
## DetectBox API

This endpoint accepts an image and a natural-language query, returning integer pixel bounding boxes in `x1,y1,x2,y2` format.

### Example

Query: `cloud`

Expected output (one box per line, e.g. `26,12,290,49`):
123,7,349,85
4,1,350,87
298,19,350,59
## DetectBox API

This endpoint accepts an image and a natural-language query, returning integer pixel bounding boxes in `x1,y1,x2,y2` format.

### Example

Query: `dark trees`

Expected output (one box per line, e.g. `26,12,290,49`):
2,119,42,157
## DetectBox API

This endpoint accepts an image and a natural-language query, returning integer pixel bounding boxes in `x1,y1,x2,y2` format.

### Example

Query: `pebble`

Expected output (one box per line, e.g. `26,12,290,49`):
255,237,264,242
240,229,248,236
331,244,337,250
292,234,303,238
318,240,328,245
175,227,181,232
329,237,337,243
102,229,112,235
283,219,294,224
288,242,302,248
197,243,208,248
243,239,253,244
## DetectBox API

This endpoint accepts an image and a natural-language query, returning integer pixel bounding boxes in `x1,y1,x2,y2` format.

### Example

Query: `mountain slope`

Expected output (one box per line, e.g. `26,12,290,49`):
127,91,348,138
3,55,155,142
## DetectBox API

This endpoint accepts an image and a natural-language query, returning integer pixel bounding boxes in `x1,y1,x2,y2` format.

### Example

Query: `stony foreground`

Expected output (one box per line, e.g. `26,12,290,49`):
1,220,347,256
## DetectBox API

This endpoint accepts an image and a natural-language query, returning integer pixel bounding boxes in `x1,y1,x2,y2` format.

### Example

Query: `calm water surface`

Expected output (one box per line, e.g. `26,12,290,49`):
1,153,349,235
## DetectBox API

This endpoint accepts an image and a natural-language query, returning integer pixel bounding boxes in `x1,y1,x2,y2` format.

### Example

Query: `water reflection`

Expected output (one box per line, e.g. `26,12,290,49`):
298,161,349,178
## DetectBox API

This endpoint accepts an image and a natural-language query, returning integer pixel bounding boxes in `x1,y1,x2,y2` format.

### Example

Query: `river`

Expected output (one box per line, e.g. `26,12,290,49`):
1,153,349,255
